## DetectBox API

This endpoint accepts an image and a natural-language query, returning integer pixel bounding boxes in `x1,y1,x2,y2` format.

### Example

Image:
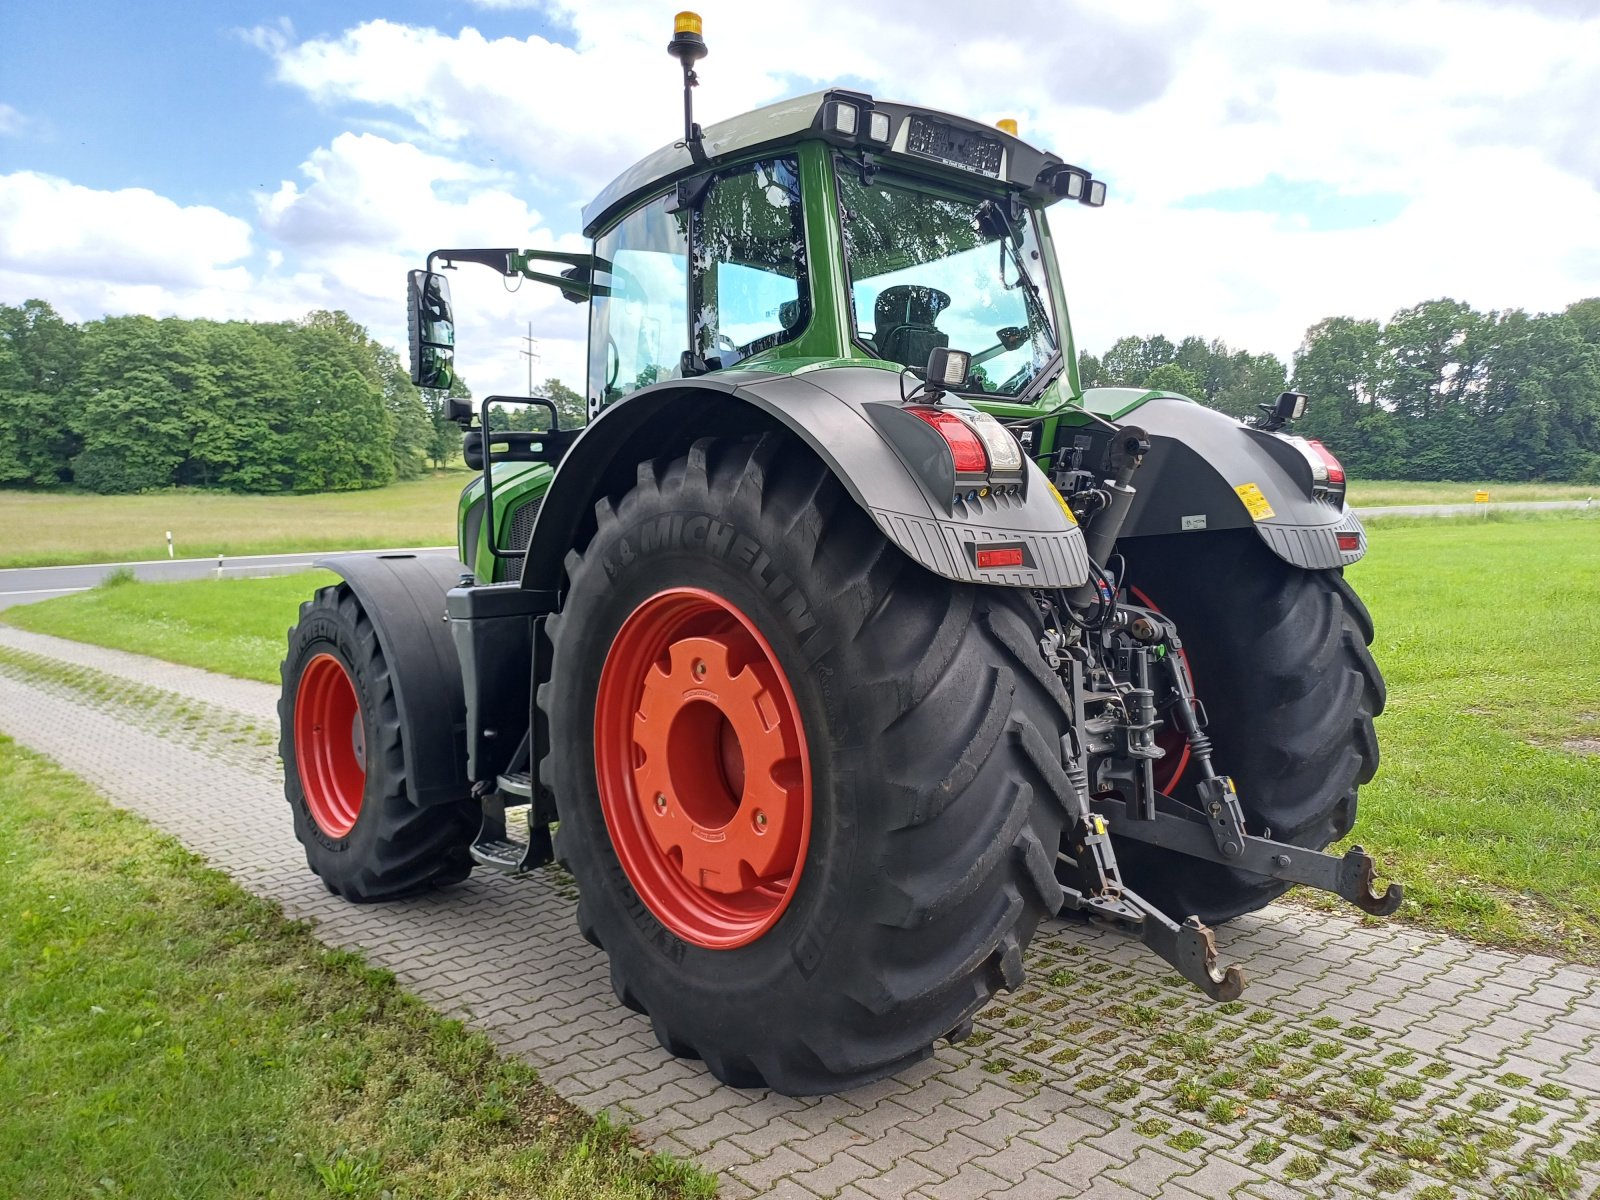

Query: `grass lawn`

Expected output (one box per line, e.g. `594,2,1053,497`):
5,570,338,684
0,471,470,568
0,735,714,1200
6,512,1600,959
1346,479,1597,507
1336,510,1600,955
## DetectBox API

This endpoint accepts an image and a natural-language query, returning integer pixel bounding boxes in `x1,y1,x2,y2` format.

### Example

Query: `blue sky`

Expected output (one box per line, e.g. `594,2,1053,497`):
2,2,568,206
3,0,1598,399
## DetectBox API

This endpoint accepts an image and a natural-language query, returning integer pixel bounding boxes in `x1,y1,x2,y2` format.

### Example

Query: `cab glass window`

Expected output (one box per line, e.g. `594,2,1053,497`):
693,158,807,366
589,194,690,405
837,169,1058,397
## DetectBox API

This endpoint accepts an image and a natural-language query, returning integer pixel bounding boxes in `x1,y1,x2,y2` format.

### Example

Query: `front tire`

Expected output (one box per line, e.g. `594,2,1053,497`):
280,584,477,902
544,436,1073,1095
1111,530,1385,924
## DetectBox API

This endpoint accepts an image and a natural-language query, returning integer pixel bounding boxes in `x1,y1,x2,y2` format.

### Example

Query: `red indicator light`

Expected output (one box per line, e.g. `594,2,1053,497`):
1337,532,1361,552
907,406,988,474
1306,439,1346,485
976,546,1025,568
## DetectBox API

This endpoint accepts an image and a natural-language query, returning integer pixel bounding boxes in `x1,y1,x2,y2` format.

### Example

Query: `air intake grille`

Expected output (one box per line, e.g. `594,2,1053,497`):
500,495,543,572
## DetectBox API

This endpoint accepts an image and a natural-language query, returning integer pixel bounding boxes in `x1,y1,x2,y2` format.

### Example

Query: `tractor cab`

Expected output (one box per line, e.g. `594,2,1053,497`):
408,81,1108,425
408,74,1110,583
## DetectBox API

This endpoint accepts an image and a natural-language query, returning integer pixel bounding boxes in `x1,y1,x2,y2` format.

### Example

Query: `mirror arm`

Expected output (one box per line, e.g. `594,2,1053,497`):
423,247,597,302
427,247,518,274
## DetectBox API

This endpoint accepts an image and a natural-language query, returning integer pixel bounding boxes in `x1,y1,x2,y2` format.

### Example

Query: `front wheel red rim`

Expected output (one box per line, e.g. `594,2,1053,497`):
594,587,813,950
294,653,367,838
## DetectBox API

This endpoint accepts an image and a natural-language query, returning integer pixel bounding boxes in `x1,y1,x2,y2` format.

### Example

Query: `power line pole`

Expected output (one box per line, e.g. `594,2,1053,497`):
519,322,541,395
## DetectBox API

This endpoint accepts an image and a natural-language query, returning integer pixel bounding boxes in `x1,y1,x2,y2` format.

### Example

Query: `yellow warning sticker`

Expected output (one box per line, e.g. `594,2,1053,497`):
1233,482,1275,521
1044,480,1079,525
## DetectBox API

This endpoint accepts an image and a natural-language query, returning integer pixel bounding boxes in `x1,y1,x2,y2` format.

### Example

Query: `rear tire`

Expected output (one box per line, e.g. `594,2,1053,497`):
280,584,477,902
544,435,1073,1095
1109,530,1384,924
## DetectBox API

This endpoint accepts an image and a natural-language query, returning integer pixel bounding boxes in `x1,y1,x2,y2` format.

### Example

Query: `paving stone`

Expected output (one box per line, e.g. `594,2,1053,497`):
5,639,1600,1200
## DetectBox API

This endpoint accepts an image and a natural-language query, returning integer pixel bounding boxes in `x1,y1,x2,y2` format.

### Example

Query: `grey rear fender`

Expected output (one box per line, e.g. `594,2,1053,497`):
1091,395,1366,569
520,365,1091,592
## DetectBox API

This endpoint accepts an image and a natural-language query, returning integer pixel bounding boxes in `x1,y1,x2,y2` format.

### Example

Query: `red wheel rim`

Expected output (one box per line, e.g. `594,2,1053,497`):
594,587,813,950
294,653,366,838
1128,585,1192,793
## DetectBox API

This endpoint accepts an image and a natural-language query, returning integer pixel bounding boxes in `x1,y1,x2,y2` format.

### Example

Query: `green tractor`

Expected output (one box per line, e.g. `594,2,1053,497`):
280,14,1397,1095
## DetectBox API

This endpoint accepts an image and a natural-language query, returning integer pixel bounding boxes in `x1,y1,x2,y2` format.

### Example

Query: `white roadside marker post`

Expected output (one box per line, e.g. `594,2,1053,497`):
166,531,174,559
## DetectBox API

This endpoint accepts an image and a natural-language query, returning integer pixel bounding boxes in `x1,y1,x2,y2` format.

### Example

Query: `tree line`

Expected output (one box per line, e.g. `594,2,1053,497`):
4,294,1598,493
0,300,454,493
1080,297,1600,483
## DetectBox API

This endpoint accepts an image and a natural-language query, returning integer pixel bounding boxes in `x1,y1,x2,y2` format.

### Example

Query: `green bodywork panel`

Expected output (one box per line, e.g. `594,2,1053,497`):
1079,387,1188,421
458,462,554,583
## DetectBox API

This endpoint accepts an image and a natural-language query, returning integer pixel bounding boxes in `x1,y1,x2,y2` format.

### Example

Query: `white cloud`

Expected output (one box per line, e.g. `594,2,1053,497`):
0,171,253,290
0,103,27,137
6,0,1599,407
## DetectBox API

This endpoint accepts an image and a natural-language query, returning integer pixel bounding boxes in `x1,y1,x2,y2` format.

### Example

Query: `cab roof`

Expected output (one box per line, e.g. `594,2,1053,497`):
581,88,1096,237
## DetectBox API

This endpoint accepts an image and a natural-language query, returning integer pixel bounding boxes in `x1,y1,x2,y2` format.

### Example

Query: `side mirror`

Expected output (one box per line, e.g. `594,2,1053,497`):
445,395,475,424
407,269,456,390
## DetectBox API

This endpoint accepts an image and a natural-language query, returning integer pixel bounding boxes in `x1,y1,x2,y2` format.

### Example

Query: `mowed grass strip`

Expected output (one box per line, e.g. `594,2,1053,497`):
5,569,338,684
0,470,469,568
7,513,1600,959
1344,479,1598,507
0,736,716,1200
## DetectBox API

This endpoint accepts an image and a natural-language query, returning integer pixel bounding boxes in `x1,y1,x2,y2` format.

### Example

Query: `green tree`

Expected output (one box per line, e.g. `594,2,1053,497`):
540,377,587,429
422,376,471,472
1143,362,1202,398
1099,334,1176,386
1212,351,1288,421
69,315,194,493
0,300,83,486
377,345,432,480
279,311,395,492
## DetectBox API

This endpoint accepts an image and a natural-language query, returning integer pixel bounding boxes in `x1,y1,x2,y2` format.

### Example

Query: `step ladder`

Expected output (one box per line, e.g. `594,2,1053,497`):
470,766,554,874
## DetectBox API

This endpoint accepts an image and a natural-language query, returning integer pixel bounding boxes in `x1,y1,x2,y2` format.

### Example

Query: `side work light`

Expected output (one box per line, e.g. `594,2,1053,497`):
924,346,971,390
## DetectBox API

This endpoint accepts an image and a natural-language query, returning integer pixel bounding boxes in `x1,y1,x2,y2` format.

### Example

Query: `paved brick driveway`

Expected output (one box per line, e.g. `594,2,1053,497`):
3,624,1598,1200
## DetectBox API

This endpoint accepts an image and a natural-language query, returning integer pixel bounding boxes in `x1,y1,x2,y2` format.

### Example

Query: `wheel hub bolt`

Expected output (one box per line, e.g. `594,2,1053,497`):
693,659,707,678
754,810,768,828
654,793,667,811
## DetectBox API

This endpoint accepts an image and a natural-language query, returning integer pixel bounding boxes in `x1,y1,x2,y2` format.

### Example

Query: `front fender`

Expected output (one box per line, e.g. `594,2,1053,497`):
1082,392,1365,570
522,366,1091,591
311,552,471,806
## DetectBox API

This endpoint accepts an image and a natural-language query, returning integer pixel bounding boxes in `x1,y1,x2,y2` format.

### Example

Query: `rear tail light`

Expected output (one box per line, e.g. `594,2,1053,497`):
1337,532,1361,552
952,409,1023,473
1306,439,1346,486
906,406,987,474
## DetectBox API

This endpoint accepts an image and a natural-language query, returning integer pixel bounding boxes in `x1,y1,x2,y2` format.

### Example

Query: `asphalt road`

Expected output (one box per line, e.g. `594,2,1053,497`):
0,497,1591,611
0,547,457,611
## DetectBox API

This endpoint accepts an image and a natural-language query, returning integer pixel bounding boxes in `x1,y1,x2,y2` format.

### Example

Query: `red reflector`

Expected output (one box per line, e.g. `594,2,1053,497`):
976,546,1025,569
1337,532,1361,552
1306,439,1346,485
906,406,988,474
